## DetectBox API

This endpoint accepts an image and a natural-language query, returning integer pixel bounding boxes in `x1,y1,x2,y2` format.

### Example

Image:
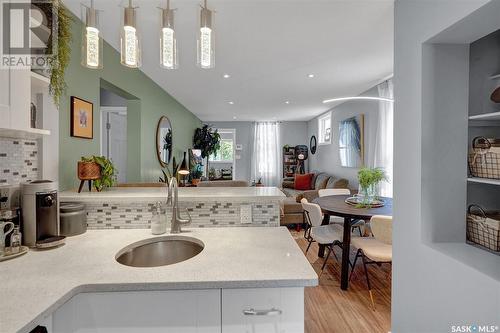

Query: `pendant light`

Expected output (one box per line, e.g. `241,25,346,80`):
178,152,189,176
81,0,102,69
197,0,215,69
120,0,141,68
159,0,178,69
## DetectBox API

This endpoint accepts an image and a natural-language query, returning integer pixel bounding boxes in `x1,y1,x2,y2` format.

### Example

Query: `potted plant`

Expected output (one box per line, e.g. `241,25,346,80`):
190,165,203,186
357,167,387,205
79,156,117,192
193,125,221,174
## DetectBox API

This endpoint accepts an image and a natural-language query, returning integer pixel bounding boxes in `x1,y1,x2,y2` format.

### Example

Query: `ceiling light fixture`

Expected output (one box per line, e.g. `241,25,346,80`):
223,74,230,78
285,101,290,104
120,0,141,68
197,0,215,69
233,116,237,119
81,0,102,69
228,101,234,105
307,74,315,78
322,96,394,104
159,0,178,69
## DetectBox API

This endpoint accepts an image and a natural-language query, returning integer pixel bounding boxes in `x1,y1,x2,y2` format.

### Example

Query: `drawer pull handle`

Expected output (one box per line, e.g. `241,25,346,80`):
243,308,282,316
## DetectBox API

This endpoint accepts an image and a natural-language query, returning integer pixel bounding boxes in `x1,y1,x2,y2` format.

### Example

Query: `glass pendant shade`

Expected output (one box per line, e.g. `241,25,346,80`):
120,1,141,68
81,1,102,69
178,152,189,175
197,0,214,69
159,6,178,69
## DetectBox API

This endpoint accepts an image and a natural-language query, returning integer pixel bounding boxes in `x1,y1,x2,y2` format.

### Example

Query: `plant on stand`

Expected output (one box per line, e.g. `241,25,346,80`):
193,125,221,175
79,156,117,192
357,167,387,207
190,164,203,185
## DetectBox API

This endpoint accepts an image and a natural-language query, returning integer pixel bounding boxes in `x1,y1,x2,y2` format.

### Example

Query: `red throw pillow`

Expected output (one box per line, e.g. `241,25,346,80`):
294,173,313,190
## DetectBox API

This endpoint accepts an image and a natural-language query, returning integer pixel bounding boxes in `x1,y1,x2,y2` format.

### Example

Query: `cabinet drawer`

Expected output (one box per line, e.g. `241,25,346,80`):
222,288,304,333
53,289,221,333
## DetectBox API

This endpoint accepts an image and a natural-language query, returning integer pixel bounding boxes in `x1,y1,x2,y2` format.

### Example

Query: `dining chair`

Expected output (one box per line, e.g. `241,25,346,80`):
318,188,364,236
301,198,343,275
350,215,392,310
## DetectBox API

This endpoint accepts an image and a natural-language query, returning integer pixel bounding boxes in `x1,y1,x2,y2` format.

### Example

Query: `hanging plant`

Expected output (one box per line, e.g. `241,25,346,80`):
193,125,221,158
47,0,73,106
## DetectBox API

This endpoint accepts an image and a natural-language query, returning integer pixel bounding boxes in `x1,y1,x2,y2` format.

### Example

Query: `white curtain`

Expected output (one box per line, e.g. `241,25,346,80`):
374,79,394,197
252,122,281,187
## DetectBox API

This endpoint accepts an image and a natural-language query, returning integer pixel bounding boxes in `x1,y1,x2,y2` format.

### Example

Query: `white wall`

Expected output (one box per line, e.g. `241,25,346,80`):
393,1,499,332
307,86,380,189
210,121,308,181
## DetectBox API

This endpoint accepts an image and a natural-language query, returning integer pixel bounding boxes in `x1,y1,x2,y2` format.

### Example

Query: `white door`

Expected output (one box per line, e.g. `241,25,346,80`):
101,107,127,183
52,290,221,333
222,288,304,333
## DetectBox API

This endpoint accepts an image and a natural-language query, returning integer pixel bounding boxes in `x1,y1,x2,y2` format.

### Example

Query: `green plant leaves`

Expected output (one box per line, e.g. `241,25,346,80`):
193,125,221,159
80,155,117,191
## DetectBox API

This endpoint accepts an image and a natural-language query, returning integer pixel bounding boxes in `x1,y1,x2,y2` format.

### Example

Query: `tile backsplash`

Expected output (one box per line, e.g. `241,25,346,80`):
83,200,280,229
0,138,39,185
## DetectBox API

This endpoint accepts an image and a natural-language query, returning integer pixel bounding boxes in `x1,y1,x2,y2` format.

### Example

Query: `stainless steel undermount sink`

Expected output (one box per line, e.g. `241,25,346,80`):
115,236,204,268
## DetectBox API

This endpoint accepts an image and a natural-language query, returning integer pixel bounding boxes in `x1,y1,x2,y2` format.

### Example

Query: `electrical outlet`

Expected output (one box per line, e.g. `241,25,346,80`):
240,204,252,224
0,185,10,209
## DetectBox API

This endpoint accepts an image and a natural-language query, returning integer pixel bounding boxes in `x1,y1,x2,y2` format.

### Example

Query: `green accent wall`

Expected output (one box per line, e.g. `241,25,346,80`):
59,16,201,190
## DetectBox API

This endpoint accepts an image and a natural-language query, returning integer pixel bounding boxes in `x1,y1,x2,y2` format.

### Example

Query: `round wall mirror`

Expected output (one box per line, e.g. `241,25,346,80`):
310,135,317,155
156,116,172,167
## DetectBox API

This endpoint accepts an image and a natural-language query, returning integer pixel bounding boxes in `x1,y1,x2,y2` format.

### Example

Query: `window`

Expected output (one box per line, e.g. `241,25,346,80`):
209,129,235,162
318,112,332,145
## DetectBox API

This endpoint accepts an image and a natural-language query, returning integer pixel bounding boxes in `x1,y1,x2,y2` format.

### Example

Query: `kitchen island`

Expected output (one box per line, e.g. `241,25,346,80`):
0,227,317,333
59,186,286,229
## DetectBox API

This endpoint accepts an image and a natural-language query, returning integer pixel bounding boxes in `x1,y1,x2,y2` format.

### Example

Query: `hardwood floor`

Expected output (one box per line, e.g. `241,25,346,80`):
290,229,391,333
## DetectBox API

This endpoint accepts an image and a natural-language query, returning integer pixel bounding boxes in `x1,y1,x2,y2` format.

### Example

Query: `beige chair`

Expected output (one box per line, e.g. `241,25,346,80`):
350,215,392,310
318,188,364,236
301,198,343,275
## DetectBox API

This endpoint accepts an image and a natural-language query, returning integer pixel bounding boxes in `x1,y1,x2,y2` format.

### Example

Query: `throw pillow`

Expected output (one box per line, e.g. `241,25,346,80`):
294,173,313,190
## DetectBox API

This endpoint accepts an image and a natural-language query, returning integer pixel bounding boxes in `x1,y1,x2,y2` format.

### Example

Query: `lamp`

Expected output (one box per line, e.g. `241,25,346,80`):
197,0,215,69
178,152,189,186
159,0,178,69
120,0,141,68
81,0,102,69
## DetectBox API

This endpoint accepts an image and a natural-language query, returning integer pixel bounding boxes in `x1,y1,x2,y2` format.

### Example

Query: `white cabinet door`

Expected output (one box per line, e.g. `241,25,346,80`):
0,68,11,127
53,290,221,333
222,288,304,333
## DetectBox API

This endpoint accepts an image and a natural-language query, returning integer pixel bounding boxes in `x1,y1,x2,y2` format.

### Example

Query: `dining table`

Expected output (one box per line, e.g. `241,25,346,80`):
312,195,393,290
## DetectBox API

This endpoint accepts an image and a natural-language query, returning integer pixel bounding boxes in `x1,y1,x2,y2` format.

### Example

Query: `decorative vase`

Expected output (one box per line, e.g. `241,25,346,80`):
192,178,201,186
358,183,378,205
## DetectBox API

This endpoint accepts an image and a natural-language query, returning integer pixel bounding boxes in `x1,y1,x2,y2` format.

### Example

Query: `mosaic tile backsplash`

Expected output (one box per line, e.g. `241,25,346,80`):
0,138,39,185
84,200,280,229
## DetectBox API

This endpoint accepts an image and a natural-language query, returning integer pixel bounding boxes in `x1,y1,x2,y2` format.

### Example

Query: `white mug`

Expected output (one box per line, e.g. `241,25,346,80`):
0,221,15,256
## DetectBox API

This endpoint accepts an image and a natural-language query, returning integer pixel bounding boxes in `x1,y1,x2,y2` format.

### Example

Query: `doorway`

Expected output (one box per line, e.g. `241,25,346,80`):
100,87,128,183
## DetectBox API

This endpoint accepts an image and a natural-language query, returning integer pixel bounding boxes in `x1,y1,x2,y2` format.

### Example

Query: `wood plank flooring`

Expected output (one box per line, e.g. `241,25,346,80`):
290,229,391,333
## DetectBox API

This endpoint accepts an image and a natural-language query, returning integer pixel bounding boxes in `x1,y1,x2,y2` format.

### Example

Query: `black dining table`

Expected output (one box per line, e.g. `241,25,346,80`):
312,195,393,290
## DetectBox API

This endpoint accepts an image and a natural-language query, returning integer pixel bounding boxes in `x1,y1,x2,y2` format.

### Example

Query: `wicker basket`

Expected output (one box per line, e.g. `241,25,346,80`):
468,137,500,179
466,204,500,253
77,161,101,180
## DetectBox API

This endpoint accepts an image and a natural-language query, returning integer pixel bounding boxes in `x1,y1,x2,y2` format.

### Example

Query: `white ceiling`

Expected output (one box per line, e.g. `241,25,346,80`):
63,0,394,122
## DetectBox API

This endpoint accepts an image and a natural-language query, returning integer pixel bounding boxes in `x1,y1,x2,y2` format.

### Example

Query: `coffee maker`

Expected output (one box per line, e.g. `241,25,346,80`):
21,180,65,248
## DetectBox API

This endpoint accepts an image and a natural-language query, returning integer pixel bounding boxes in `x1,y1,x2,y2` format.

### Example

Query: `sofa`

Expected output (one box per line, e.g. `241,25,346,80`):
280,172,349,225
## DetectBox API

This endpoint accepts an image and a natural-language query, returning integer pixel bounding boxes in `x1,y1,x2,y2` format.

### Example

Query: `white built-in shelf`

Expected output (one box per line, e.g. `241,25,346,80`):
490,73,500,80
467,177,500,186
468,111,500,121
0,127,51,140
30,71,50,93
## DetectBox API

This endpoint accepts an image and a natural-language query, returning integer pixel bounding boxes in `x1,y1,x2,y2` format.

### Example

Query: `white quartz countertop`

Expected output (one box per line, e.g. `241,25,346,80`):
0,227,317,333
59,186,286,202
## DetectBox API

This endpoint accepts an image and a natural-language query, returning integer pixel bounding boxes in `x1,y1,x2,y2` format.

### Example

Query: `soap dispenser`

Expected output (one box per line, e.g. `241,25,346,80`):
151,202,165,235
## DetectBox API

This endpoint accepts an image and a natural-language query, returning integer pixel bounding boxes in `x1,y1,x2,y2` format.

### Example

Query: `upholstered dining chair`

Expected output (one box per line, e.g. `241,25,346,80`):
350,215,392,310
301,198,344,275
318,188,364,236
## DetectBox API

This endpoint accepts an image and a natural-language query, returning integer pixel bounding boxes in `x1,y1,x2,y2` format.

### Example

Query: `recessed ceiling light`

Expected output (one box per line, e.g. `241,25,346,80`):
307,74,315,78
285,101,290,104
228,101,234,105
233,116,237,119
223,74,231,78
